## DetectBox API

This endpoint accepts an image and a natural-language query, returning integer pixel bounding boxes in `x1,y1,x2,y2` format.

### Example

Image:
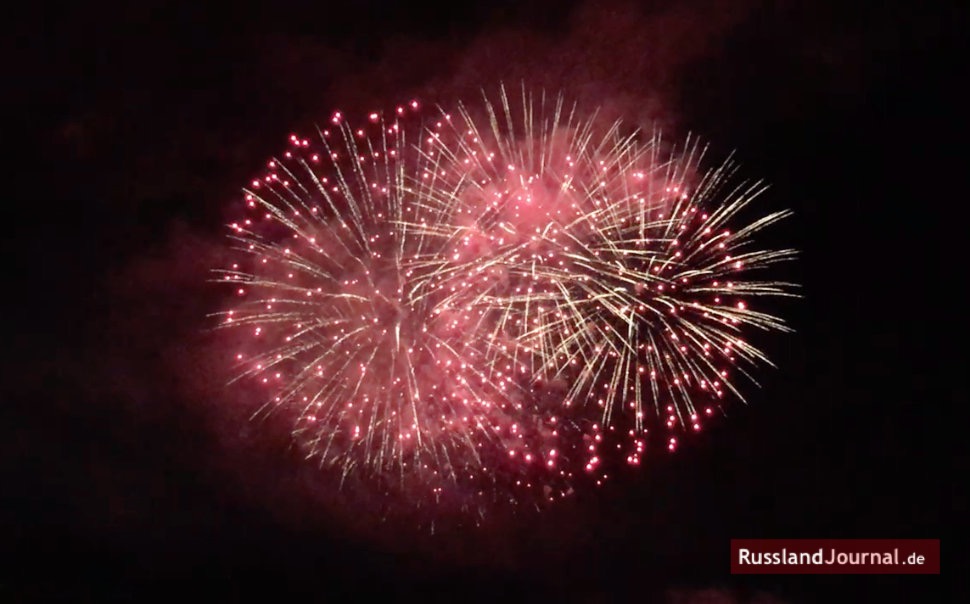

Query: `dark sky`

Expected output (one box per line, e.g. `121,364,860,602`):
3,1,959,601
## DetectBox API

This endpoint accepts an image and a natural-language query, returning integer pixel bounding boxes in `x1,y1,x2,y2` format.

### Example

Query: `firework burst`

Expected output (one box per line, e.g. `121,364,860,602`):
215,87,796,510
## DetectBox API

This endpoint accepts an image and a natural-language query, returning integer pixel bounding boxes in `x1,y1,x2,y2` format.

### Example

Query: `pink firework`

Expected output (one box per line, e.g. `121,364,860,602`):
215,87,796,509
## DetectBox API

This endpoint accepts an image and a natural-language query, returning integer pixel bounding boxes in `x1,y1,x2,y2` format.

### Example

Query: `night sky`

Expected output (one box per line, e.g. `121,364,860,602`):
4,1,958,601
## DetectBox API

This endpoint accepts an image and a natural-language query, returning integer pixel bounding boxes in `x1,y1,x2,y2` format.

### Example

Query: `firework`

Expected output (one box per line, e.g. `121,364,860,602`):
215,86,796,509
417,89,798,459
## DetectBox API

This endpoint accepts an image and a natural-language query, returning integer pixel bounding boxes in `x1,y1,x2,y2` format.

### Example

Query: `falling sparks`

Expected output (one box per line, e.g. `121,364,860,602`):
213,86,797,512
